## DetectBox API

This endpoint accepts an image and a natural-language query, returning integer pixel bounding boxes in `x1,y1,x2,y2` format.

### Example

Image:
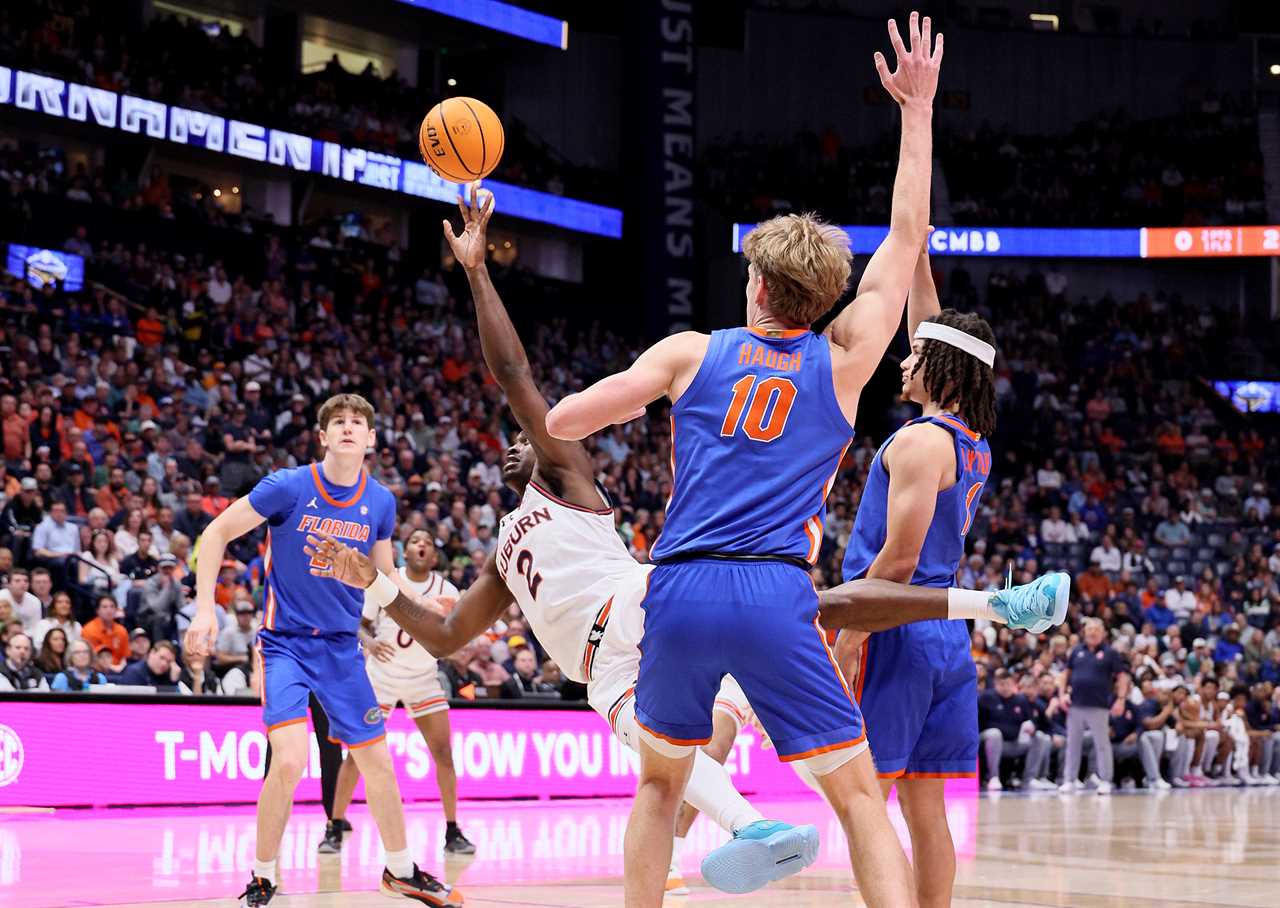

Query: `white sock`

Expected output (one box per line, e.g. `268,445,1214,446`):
683,748,764,835
670,836,685,871
385,847,413,879
947,588,1000,622
253,859,277,886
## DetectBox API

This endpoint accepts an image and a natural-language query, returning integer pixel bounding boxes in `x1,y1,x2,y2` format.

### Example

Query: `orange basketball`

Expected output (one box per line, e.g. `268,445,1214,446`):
418,97,505,184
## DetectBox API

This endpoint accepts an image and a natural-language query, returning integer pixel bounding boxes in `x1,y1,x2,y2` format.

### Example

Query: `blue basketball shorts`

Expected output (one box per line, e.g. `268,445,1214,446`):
853,618,977,778
634,559,865,761
257,631,386,748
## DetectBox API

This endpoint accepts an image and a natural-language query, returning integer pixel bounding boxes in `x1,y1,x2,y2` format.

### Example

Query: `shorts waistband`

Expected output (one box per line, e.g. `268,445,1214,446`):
653,550,812,571
258,628,357,641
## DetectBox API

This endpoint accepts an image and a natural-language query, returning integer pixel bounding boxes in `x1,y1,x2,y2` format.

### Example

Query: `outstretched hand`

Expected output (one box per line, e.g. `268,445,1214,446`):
304,533,378,589
443,181,495,271
874,11,943,108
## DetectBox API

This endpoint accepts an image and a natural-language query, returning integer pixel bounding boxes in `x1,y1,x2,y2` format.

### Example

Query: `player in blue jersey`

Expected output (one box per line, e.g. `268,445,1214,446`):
545,14,943,906
818,235,1067,908
184,394,461,908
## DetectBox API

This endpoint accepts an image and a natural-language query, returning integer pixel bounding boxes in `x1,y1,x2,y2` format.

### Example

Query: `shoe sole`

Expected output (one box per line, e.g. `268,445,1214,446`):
443,844,477,856
700,824,819,895
666,879,690,896
379,879,460,906
1028,573,1072,633
317,843,340,854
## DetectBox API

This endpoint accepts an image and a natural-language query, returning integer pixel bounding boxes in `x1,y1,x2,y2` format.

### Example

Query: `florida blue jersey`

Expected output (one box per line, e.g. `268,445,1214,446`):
843,414,991,587
249,463,395,635
651,327,854,564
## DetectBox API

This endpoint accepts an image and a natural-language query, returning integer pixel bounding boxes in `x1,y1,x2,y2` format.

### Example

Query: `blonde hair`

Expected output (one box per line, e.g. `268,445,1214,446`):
317,393,375,432
742,213,851,326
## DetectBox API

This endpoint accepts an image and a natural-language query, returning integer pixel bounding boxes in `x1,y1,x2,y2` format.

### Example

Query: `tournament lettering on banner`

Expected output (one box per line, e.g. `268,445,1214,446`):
624,1,698,337
0,700,843,808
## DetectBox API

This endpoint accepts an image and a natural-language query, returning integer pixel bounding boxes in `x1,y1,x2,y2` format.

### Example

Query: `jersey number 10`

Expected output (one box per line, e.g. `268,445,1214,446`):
720,375,797,443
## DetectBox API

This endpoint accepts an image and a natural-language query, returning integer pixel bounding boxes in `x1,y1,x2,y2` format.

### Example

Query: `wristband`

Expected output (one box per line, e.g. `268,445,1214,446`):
947,588,999,622
366,572,400,609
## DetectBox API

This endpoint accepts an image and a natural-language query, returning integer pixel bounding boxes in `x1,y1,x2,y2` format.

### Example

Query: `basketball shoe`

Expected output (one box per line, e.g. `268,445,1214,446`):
991,571,1071,633
237,876,276,906
444,824,477,856
317,820,344,854
380,864,463,905
700,820,819,894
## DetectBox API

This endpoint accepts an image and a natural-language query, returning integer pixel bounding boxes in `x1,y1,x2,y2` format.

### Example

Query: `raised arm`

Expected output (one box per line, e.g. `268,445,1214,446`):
443,184,592,476
907,230,941,339
307,533,513,658
826,13,941,389
544,331,707,441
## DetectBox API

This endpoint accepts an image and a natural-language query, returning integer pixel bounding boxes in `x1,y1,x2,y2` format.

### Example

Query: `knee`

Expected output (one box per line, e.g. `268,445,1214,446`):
270,749,307,785
636,772,687,807
429,741,455,770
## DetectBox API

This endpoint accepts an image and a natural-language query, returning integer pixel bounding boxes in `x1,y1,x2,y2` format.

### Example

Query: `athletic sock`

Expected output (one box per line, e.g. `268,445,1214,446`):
253,859,278,886
685,748,765,835
385,848,414,879
670,836,685,871
446,821,460,836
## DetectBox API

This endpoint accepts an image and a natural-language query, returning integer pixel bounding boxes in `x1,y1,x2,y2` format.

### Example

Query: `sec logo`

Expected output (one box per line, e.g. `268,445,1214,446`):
0,724,24,787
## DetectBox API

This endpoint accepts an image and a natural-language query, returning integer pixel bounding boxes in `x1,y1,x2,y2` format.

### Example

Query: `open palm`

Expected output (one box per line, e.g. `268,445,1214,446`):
443,181,495,271
874,11,943,108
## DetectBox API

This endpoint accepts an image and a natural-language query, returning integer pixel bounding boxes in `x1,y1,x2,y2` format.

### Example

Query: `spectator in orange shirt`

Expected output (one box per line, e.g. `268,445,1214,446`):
1,395,27,463
95,466,128,516
81,595,129,671
136,307,166,348
201,476,230,518
214,561,248,609
1077,562,1115,602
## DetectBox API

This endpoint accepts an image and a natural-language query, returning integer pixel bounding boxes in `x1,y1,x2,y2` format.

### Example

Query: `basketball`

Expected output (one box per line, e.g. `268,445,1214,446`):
418,97,505,183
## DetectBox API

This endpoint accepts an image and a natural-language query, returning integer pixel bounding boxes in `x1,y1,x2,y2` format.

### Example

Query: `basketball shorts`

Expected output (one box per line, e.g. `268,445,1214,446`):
586,578,750,746
853,618,978,778
635,559,864,761
367,660,449,719
257,631,385,748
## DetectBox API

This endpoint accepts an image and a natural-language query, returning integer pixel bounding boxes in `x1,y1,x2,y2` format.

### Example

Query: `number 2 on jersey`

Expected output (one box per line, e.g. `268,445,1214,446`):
516,549,543,600
720,374,797,443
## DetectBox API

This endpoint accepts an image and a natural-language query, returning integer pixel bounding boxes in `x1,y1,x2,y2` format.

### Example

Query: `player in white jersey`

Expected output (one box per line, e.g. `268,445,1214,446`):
322,528,475,857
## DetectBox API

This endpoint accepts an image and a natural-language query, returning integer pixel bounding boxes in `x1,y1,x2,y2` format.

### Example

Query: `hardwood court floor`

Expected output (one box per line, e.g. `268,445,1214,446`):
5,788,1277,907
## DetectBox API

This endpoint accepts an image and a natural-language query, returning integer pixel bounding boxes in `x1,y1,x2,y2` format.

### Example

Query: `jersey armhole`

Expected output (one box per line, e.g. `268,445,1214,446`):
819,335,857,436
670,331,718,414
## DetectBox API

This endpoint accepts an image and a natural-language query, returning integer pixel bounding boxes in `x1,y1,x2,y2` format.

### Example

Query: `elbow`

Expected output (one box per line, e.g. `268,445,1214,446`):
869,558,918,585
544,403,578,441
425,642,450,660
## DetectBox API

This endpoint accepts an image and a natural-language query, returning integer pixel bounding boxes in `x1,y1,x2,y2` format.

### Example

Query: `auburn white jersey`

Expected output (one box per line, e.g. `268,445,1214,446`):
496,479,650,683
363,567,459,678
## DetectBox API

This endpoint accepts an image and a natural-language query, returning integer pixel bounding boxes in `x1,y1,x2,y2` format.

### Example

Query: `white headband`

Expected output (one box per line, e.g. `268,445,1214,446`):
915,321,996,368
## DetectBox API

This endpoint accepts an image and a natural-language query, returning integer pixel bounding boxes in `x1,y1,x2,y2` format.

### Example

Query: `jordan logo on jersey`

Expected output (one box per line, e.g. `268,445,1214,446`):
295,514,371,542
307,497,318,509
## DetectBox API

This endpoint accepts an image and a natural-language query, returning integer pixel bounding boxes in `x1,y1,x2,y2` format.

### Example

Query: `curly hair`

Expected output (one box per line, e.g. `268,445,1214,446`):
912,309,997,437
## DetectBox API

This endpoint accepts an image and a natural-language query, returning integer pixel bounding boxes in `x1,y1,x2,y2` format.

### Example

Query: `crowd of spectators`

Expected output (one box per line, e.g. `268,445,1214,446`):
701,97,1265,227
1,2,604,202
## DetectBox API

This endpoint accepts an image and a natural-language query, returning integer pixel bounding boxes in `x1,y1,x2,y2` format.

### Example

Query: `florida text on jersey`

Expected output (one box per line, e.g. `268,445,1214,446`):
250,463,396,635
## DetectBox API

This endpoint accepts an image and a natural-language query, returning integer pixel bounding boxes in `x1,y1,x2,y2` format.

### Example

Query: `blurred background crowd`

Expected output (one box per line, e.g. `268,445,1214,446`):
1,0,1278,797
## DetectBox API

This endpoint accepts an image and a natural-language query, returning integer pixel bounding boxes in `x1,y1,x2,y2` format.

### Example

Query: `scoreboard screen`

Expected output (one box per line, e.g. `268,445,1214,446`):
1141,227,1280,258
